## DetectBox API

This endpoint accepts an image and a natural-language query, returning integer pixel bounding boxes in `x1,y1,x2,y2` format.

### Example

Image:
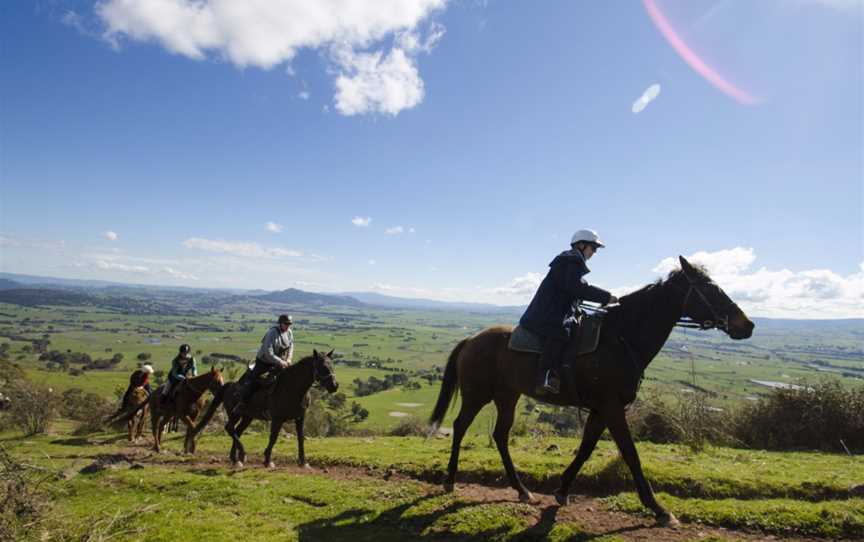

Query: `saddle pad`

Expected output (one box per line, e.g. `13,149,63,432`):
575,314,602,356
507,315,603,356
508,325,545,354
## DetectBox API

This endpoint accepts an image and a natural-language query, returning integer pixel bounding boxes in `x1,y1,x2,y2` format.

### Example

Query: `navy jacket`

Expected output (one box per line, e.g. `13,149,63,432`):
519,249,612,339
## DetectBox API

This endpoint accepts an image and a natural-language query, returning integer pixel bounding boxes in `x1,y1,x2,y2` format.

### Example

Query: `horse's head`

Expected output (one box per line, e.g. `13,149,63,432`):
670,256,754,340
209,365,224,391
312,349,339,393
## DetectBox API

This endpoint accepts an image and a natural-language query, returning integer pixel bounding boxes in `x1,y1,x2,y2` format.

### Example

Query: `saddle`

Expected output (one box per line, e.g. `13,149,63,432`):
508,313,603,357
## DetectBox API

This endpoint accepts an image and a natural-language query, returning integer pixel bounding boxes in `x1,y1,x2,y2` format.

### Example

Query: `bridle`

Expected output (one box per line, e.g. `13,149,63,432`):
671,277,735,331
312,357,337,388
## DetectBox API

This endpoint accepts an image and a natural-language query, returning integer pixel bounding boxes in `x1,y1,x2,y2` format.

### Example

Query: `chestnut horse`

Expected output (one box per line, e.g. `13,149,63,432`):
149,366,224,453
429,256,754,526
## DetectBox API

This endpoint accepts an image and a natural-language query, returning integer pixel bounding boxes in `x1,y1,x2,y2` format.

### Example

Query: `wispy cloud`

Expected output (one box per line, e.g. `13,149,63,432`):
95,260,148,273
631,83,661,114
163,267,199,281
265,221,283,233
103,231,119,241
298,91,310,100
385,225,405,235
183,238,307,259
95,0,449,117
352,216,372,227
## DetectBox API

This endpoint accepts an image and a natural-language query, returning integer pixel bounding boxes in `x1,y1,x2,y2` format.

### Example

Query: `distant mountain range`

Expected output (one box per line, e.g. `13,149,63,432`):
0,272,516,314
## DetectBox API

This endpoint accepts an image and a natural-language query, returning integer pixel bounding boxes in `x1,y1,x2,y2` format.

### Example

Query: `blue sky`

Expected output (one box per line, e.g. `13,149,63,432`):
1,0,862,317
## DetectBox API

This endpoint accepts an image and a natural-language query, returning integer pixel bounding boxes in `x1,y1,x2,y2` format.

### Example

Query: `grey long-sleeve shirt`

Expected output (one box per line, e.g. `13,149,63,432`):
256,326,294,366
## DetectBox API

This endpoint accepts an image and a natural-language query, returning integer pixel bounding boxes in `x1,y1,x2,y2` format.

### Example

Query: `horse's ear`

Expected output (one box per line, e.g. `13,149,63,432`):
211,366,217,373
326,349,334,358
679,255,697,278
313,349,319,358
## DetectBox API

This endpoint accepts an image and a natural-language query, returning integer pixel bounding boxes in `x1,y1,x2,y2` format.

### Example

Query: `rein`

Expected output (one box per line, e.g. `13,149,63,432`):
578,276,732,332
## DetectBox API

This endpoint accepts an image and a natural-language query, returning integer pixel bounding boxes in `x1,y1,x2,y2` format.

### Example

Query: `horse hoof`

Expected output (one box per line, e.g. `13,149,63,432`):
657,513,681,528
234,461,244,469
266,462,276,469
301,463,312,470
443,482,454,493
553,490,568,506
518,491,536,504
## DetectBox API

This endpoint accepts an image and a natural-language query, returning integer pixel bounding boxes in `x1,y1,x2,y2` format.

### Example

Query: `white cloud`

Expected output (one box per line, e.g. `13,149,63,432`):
385,225,405,235
333,47,424,116
807,0,864,13
298,91,310,100
163,266,199,280
651,247,864,318
632,83,661,114
486,272,543,300
95,260,148,273
265,221,283,233
95,0,448,116
103,231,119,241
183,237,305,259
352,216,372,227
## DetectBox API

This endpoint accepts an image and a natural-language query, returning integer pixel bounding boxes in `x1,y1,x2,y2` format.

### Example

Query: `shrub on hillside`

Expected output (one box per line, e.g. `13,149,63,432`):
628,391,728,452
0,446,52,541
728,379,864,453
61,388,115,435
388,416,427,436
4,380,59,435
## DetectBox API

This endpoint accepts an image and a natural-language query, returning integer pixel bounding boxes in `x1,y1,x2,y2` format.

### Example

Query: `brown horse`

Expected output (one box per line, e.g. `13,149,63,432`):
104,387,149,442
149,366,224,453
193,350,339,468
429,256,754,526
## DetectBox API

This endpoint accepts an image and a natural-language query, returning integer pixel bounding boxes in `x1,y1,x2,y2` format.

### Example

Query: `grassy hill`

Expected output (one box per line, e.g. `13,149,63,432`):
2,426,862,541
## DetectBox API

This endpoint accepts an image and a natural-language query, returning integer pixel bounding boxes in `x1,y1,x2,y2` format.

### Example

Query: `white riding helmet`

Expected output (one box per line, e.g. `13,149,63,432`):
570,229,605,248
141,364,155,374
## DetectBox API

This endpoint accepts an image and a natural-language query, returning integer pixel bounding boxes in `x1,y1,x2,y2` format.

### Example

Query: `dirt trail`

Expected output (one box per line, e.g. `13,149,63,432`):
95,443,832,542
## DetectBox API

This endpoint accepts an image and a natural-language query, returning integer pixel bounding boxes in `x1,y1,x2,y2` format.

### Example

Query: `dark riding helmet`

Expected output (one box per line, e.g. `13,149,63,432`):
178,344,191,356
278,314,293,325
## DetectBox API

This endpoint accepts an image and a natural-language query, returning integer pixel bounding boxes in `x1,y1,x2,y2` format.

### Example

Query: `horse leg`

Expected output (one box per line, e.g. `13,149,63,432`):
295,416,310,468
151,413,161,452
444,397,486,492
224,414,239,464
492,394,534,502
606,406,679,527
555,411,606,505
263,417,286,468
181,415,196,454
127,417,134,442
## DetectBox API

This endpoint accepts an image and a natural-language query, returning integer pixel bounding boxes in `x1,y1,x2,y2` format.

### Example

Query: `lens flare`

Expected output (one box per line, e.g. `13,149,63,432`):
643,0,760,105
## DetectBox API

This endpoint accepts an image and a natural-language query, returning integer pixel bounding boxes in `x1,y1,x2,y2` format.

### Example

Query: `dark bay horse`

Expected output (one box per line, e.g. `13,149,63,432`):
429,256,754,526
149,366,224,453
193,350,339,468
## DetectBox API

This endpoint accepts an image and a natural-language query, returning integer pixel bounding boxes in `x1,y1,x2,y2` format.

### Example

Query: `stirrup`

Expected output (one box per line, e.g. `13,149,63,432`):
541,370,561,395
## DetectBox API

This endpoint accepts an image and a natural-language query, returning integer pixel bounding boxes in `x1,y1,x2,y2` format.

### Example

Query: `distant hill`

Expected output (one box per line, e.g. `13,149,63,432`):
0,279,22,290
256,288,365,307
342,291,523,314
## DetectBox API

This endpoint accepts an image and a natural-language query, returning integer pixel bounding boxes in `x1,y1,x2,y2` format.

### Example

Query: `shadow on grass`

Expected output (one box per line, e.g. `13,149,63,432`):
296,495,635,542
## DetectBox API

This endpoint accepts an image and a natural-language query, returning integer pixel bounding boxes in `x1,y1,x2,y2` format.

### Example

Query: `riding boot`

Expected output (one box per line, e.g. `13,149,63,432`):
535,337,567,395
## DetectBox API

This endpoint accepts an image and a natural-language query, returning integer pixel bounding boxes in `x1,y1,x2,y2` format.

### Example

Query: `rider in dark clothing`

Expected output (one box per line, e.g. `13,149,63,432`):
161,344,197,403
519,229,617,395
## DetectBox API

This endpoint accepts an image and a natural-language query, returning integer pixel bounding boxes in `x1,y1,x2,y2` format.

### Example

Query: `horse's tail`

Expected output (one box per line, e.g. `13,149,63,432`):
105,400,147,426
192,384,225,437
429,338,468,432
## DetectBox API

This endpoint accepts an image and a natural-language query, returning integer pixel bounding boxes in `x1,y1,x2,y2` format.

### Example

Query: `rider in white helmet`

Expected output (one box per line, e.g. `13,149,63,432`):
519,229,618,395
